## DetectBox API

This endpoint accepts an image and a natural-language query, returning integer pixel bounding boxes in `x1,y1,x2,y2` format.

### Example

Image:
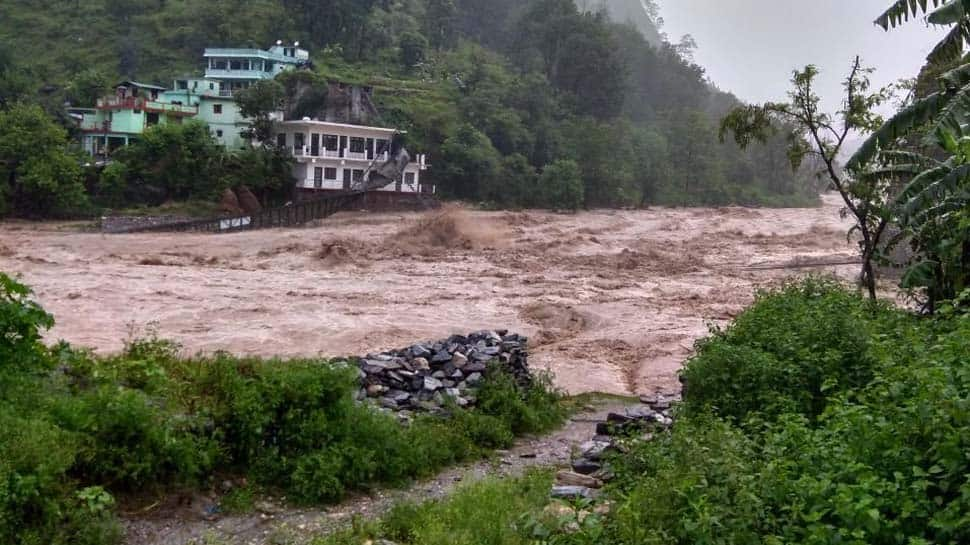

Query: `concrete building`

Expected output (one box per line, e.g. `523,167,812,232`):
77,81,197,157
162,78,247,149
75,43,432,197
276,119,431,194
203,42,309,95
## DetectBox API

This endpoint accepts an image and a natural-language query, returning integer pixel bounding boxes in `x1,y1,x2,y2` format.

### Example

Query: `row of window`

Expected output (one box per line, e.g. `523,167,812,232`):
310,167,415,188
278,133,389,155
208,59,273,72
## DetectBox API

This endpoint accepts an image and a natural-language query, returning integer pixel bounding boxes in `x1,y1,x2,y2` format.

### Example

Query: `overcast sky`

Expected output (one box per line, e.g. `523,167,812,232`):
658,0,947,114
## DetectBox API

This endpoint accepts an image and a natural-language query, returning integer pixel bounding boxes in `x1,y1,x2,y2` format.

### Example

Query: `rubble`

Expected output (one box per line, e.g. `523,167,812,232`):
356,330,531,414
553,395,679,502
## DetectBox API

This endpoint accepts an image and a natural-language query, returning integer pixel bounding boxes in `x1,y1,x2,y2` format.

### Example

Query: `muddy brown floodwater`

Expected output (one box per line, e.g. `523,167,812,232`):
0,193,856,396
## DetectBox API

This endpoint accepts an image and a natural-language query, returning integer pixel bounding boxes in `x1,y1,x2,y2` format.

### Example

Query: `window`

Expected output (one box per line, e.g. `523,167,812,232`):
133,109,142,115
230,60,243,70
314,167,323,188
277,133,287,148
213,60,227,70
176,80,188,90
209,83,215,90
349,137,366,153
405,172,416,185
324,167,337,180
376,139,389,154
294,133,305,151
323,134,339,151
213,104,223,115
216,130,224,138
352,169,364,182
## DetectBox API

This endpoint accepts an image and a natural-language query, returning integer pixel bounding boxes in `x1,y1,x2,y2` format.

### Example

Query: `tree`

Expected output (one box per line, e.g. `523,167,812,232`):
223,147,295,206
438,124,502,201
67,69,111,107
114,121,226,203
0,104,89,217
235,80,286,145
399,30,429,68
538,159,584,211
501,153,538,207
721,59,891,299
843,0,970,309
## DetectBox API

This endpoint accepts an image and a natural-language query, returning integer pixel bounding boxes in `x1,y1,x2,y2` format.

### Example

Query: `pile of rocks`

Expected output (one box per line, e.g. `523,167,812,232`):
357,330,531,413
551,395,677,501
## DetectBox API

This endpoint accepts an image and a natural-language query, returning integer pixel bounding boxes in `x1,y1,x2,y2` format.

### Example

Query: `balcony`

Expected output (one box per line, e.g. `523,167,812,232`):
291,146,391,162
205,68,274,81
96,97,198,117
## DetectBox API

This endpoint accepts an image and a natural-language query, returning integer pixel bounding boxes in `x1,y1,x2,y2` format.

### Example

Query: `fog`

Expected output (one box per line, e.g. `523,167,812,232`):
659,0,946,114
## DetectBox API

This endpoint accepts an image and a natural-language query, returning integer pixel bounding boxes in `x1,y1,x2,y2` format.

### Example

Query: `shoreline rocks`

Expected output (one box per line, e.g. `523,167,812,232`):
553,395,679,501
356,330,531,415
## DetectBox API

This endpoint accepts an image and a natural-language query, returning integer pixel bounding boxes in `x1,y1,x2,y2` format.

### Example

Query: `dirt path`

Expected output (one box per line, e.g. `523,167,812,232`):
121,399,636,545
0,194,855,396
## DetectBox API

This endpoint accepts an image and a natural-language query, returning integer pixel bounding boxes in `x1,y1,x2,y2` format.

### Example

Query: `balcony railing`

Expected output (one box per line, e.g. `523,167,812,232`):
96,97,198,116
291,147,391,162
205,68,274,80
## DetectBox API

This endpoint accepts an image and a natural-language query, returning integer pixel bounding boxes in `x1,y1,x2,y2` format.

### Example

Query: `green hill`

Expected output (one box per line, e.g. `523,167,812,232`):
0,0,820,208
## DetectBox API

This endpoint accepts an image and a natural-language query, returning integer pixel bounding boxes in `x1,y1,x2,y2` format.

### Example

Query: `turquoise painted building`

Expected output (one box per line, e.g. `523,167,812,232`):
163,78,247,150
78,81,198,157
78,43,309,157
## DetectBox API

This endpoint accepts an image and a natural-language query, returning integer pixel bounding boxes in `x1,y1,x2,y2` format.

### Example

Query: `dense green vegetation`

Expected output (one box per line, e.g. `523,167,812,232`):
723,0,970,309
0,273,565,545
319,279,970,545
0,0,822,217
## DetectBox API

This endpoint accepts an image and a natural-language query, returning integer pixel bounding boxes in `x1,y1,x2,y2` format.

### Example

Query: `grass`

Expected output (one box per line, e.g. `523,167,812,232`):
314,470,558,545
302,279,970,545
0,273,567,545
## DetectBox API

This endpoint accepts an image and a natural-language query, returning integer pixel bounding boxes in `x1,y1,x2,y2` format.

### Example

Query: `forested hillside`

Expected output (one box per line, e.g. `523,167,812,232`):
0,0,821,211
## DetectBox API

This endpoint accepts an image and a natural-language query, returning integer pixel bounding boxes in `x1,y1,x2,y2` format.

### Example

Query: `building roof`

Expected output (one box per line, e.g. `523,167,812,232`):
117,80,168,91
204,48,301,63
278,119,402,134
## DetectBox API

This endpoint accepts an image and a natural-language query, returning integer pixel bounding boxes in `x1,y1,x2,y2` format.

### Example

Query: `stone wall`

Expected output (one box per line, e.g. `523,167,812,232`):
357,330,530,416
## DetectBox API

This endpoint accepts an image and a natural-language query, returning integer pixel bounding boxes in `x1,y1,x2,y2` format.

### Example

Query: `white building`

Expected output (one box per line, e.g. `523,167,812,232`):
276,119,431,194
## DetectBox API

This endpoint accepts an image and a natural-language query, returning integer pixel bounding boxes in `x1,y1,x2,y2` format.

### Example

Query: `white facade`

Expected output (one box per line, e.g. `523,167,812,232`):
277,120,431,194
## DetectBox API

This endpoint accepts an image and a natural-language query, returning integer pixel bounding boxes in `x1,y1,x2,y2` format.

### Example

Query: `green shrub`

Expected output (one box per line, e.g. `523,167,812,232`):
603,280,970,545
681,277,881,421
0,273,54,374
0,273,567,542
316,470,555,545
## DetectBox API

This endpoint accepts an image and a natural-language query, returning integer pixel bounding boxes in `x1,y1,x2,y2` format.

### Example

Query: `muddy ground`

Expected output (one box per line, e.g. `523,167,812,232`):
0,193,856,396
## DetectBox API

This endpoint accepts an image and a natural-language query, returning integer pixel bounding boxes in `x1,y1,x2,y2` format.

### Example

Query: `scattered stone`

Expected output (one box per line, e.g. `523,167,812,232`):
423,376,443,391
556,471,603,489
580,440,612,461
355,331,533,413
366,384,387,397
571,458,602,475
551,486,596,500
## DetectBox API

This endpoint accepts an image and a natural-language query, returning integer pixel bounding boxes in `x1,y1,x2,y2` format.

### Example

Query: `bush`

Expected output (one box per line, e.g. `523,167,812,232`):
0,273,54,374
0,274,567,543
316,470,556,545
680,278,880,421
602,279,970,545
537,159,584,211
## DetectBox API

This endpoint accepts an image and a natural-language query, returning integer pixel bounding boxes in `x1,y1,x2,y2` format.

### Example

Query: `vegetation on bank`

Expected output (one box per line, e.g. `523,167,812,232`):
0,273,566,545
0,0,823,218
318,279,970,545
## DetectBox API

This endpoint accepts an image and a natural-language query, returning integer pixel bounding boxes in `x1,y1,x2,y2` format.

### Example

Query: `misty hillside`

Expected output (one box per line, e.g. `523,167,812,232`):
590,0,664,45
0,0,818,207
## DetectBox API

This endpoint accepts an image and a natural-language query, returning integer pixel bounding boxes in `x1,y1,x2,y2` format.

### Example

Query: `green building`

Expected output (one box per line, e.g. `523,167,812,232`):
77,43,309,158
77,81,198,158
